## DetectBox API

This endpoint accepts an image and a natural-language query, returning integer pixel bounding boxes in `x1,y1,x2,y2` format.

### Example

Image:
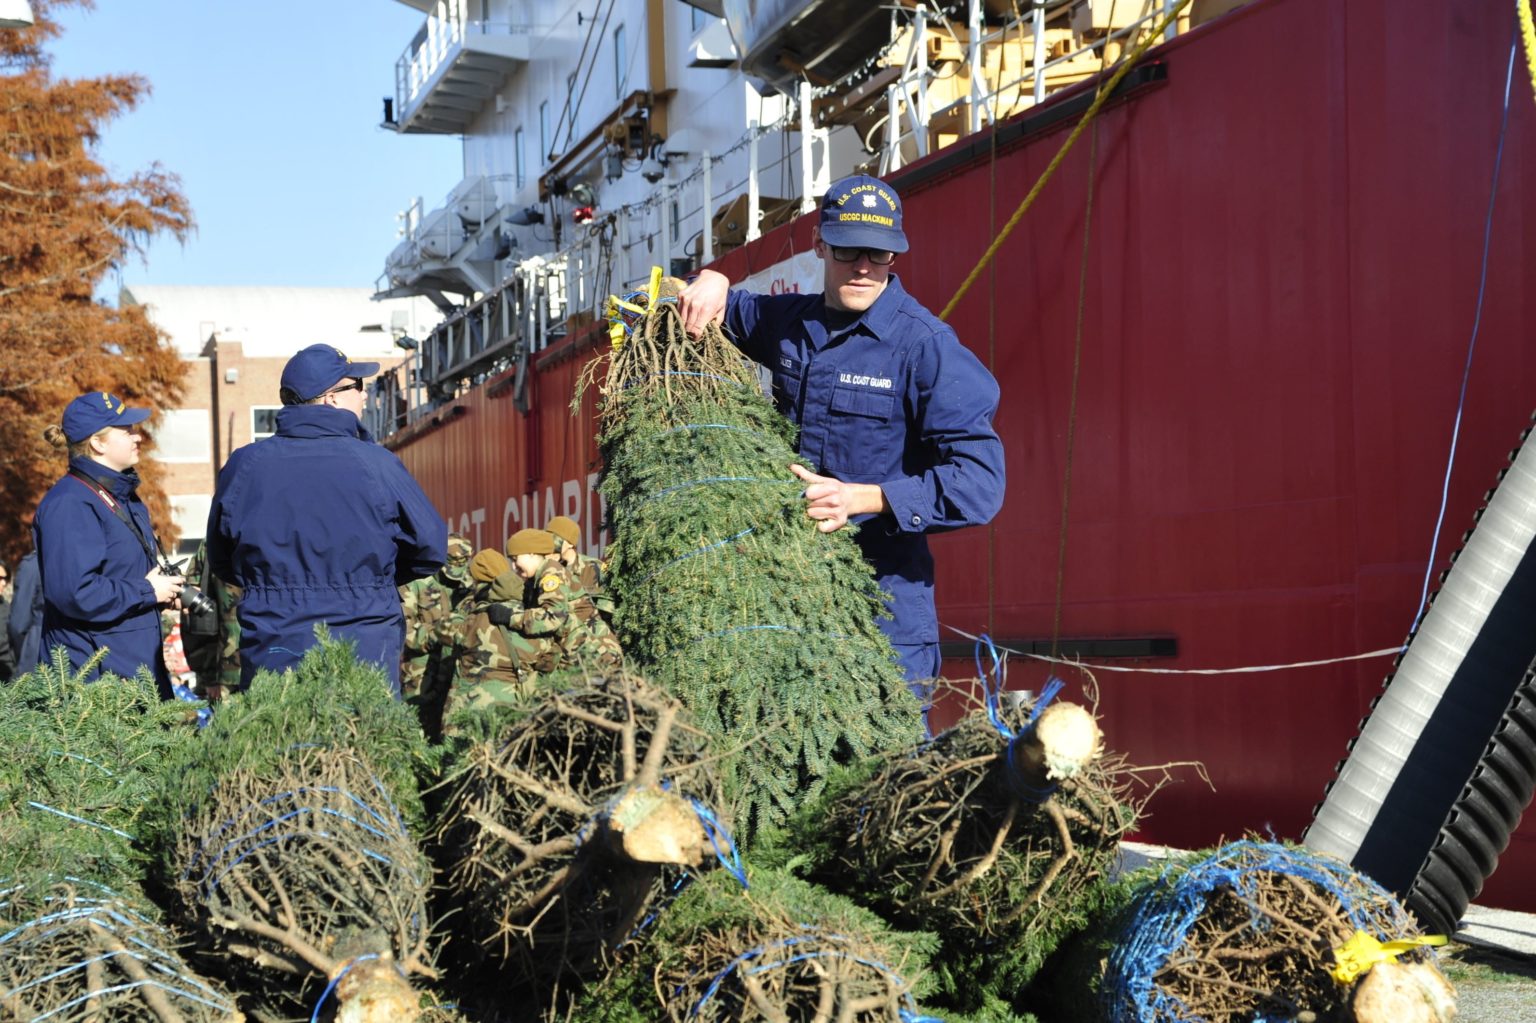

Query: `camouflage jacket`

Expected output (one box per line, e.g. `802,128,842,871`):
445,585,560,720
401,567,472,655
570,552,616,623
399,566,472,696
514,556,622,672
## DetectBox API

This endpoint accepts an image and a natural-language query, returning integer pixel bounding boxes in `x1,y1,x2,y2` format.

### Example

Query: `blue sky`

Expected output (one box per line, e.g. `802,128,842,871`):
49,1,464,293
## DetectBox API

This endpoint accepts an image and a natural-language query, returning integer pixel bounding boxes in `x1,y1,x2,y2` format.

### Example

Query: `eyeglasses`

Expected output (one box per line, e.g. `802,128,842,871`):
829,246,896,265
325,378,364,396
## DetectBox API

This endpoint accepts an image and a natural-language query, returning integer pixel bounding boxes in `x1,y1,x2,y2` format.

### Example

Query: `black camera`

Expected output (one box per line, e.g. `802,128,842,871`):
164,558,216,617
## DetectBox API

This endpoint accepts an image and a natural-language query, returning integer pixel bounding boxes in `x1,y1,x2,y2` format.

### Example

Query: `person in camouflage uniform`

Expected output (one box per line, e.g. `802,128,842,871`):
442,548,560,724
180,540,241,700
399,532,473,700
546,515,615,628
504,528,623,675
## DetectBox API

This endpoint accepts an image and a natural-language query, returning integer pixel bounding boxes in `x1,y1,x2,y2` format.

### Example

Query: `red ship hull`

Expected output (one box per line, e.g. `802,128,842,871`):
390,0,1536,909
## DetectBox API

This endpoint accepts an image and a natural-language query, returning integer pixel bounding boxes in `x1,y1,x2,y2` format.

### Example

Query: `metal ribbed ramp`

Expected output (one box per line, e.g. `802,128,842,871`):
1305,413,1536,932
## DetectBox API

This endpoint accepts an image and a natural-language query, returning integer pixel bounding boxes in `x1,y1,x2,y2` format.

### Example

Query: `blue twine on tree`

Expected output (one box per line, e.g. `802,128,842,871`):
686,624,851,645
0,877,239,1018
975,633,1013,739
686,934,942,1020
184,783,419,900
1002,677,1067,802
650,423,772,441
48,750,116,776
1100,840,1421,1023
308,953,386,1023
638,527,756,585
25,802,133,840
625,371,750,390
635,475,800,507
688,797,749,890
184,782,400,881
974,632,1070,802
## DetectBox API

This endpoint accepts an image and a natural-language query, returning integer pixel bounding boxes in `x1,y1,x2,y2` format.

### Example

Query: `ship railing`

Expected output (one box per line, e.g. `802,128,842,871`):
370,252,585,433
372,1,1198,439
875,0,1187,173
394,0,532,112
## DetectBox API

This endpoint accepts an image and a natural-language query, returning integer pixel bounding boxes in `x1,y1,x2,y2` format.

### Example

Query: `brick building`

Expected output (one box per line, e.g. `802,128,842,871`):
121,285,440,555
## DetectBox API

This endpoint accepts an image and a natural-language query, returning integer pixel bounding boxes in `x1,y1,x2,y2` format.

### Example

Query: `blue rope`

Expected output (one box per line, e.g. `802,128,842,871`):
649,423,772,441
1412,22,1518,636
638,528,756,585
975,634,1012,739
183,781,422,904
310,953,384,1023
688,797,749,890
687,624,851,645
1101,840,1418,1023
0,883,238,1017
625,371,750,390
183,783,403,881
974,631,1069,801
48,750,115,776
635,475,799,507
687,934,941,1020
26,802,134,840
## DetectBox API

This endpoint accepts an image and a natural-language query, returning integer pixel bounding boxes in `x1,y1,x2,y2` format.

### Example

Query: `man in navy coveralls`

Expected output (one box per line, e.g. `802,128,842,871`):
680,174,1005,688
207,344,446,692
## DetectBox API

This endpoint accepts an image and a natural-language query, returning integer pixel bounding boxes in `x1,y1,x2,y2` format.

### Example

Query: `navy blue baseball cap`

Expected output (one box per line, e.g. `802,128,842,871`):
818,174,908,254
62,391,152,443
280,344,381,402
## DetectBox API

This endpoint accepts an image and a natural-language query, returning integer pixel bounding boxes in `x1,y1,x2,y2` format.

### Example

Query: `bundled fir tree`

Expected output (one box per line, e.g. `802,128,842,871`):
0,653,241,1021
589,281,922,837
1039,841,1456,1023
151,638,440,1023
772,676,1143,1017
434,669,729,1013
572,866,949,1023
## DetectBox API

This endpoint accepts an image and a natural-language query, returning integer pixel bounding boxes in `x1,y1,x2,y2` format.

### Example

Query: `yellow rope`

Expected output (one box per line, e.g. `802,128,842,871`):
939,0,1193,321
1520,0,1536,106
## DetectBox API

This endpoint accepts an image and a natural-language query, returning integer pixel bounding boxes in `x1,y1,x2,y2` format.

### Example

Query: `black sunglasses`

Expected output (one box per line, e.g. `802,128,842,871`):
325,378,364,395
829,246,896,265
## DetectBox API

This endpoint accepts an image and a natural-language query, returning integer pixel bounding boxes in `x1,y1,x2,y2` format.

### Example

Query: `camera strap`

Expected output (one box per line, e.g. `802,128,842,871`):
67,466,163,567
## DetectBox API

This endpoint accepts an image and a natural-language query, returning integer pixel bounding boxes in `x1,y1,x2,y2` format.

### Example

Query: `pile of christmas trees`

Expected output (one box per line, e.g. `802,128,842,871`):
0,276,1458,1022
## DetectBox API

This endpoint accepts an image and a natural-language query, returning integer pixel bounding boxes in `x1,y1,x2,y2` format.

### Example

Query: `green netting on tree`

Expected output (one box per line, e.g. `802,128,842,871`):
433,670,728,1008
590,289,922,838
150,638,441,1021
571,866,945,1023
0,874,243,1022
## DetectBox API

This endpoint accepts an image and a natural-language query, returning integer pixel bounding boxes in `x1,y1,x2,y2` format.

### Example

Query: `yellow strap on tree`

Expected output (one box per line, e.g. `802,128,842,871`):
1520,0,1536,107
646,264,662,305
1330,930,1448,986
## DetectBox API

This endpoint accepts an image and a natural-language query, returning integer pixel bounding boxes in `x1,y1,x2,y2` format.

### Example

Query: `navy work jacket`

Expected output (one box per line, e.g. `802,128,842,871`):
207,405,446,689
33,458,168,688
724,273,1005,648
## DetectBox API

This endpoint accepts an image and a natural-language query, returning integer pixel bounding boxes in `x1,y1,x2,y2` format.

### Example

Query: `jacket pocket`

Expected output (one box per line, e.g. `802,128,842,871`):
821,385,900,476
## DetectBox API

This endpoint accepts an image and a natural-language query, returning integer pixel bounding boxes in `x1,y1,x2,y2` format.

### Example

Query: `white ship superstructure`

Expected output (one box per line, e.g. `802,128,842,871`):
371,0,1216,435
